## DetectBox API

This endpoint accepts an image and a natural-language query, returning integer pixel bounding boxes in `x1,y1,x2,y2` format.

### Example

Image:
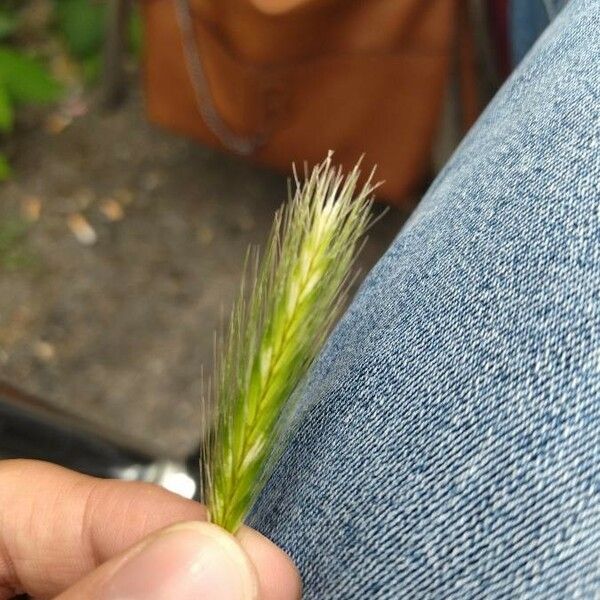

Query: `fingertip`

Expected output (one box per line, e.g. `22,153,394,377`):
56,521,261,600
237,527,302,600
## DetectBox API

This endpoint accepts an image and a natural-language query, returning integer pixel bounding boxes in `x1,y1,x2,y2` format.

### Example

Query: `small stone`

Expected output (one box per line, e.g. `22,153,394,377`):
33,340,55,362
21,196,42,221
100,199,124,221
44,113,71,134
67,212,97,245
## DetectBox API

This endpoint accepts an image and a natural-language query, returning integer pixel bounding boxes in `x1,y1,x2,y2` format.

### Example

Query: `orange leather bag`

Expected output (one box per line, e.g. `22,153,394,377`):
142,0,461,204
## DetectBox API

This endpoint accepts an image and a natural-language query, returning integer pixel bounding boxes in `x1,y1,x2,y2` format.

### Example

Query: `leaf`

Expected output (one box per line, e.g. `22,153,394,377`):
0,47,63,104
54,0,106,59
0,83,14,132
0,152,11,181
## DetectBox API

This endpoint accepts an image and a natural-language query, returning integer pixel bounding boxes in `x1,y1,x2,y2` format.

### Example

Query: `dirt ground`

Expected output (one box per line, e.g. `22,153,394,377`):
0,87,410,459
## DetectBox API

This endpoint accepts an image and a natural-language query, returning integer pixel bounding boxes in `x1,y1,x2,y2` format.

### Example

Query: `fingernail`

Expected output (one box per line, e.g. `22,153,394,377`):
103,522,257,600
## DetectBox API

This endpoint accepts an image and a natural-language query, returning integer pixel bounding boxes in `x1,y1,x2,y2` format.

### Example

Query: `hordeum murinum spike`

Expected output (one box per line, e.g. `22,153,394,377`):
201,153,378,533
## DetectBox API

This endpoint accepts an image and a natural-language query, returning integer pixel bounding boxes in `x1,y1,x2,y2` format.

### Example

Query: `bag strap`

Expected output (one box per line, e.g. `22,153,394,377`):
173,0,267,155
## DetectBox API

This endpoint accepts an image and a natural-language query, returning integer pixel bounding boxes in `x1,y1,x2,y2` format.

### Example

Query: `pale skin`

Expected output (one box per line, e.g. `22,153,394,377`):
0,460,301,600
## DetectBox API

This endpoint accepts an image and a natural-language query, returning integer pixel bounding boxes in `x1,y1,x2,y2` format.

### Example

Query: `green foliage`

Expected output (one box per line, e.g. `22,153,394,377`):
0,51,62,179
0,47,63,105
0,217,37,271
0,46,63,149
53,0,144,81
203,156,377,532
54,0,106,59
0,4,63,182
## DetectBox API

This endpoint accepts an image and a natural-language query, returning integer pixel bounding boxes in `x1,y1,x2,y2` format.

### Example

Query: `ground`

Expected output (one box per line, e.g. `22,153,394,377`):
0,86,409,459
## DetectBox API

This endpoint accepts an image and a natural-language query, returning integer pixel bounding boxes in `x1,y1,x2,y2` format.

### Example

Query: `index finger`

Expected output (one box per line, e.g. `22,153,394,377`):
0,459,206,598
0,459,299,600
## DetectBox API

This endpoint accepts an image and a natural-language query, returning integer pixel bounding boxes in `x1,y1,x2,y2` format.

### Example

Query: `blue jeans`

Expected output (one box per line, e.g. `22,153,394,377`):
509,0,570,67
249,0,600,597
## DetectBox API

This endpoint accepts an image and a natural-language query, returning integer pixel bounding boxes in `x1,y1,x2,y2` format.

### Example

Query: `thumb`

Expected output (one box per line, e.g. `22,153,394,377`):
54,521,260,600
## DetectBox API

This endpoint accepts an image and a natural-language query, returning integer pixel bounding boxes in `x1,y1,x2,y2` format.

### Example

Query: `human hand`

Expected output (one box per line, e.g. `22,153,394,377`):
0,460,301,599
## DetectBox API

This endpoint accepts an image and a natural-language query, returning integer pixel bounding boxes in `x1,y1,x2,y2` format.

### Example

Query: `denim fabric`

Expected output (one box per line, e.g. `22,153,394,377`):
249,0,600,597
509,0,569,66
